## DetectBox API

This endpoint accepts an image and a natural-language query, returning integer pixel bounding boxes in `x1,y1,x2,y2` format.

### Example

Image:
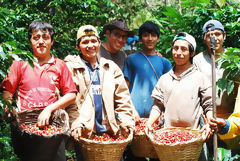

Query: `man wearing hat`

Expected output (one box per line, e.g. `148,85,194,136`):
193,20,237,120
147,32,213,161
64,25,135,160
99,18,135,71
194,20,239,160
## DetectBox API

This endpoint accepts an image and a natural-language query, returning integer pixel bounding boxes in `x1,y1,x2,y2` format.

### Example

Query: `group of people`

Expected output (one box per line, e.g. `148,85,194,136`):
1,17,239,161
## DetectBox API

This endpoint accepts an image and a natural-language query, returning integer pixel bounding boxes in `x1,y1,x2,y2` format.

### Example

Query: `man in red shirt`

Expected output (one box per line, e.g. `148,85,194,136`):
1,20,77,161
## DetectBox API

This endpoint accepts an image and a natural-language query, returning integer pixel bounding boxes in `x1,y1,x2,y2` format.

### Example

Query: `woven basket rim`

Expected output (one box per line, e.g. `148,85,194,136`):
79,129,133,144
148,127,204,146
16,109,70,136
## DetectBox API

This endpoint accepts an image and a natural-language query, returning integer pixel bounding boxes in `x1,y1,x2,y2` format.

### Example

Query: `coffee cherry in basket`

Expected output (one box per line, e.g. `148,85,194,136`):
154,131,200,144
21,123,63,135
135,119,161,133
89,133,126,142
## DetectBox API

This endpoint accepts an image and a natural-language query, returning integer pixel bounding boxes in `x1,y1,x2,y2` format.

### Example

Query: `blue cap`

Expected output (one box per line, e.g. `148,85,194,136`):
202,20,224,35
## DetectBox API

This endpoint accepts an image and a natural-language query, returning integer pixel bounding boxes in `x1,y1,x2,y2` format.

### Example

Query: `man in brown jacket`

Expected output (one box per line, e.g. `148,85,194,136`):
64,25,135,141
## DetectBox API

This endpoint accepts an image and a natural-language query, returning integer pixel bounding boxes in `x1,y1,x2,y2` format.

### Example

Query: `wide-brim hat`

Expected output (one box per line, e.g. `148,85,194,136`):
103,18,135,37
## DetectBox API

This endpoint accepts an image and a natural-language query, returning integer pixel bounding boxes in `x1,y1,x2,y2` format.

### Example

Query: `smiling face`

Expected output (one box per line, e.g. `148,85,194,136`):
204,29,226,53
140,32,159,50
78,35,100,62
105,29,128,53
30,29,53,59
172,40,193,67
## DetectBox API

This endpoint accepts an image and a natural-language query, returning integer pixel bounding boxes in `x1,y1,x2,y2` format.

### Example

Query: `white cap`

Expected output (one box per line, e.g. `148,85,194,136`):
173,32,196,51
77,25,99,40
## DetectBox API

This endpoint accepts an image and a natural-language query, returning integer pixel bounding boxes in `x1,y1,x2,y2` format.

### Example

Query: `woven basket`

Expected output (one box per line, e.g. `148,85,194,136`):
16,108,70,135
78,130,133,161
130,118,158,158
148,127,204,161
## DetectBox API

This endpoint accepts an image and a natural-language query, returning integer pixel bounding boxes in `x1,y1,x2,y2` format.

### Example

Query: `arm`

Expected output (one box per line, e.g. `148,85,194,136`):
147,99,163,132
2,90,13,110
113,65,135,132
37,92,76,127
38,60,77,127
210,112,240,140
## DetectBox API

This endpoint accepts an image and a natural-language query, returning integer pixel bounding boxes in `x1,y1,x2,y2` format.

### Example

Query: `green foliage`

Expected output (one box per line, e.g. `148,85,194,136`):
217,48,240,95
0,0,240,160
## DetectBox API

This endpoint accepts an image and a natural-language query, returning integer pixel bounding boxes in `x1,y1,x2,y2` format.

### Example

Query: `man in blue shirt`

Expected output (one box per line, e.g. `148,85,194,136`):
124,21,172,118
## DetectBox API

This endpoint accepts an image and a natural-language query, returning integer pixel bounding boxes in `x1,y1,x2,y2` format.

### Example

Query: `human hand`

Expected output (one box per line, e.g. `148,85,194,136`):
71,128,82,140
201,123,213,141
3,107,17,123
156,51,162,57
37,108,51,128
145,122,153,136
134,114,140,122
209,117,226,132
122,125,134,134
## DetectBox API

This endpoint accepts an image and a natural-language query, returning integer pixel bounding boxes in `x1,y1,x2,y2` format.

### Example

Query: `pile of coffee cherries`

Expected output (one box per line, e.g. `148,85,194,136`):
154,131,199,144
89,133,126,142
21,123,63,135
135,119,161,134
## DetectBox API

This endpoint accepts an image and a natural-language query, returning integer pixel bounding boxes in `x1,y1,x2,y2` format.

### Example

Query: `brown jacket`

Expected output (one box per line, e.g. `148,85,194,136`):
64,55,135,137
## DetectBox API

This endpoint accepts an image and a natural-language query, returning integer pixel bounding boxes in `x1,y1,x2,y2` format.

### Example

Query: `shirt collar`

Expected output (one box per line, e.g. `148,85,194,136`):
33,55,56,68
170,65,196,80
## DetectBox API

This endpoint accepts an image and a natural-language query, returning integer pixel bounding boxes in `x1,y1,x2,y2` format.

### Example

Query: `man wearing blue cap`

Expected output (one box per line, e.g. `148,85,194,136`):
193,20,237,120
193,19,239,160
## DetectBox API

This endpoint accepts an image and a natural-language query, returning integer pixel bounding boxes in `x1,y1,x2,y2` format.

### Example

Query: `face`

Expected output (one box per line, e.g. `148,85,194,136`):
204,29,226,52
106,29,128,53
78,36,100,61
140,32,159,50
30,29,53,58
172,40,193,66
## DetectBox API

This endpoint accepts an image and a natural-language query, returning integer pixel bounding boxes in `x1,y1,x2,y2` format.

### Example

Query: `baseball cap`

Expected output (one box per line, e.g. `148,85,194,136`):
202,20,224,35
103,19,135,37
77,25,99,40
173,32,196,51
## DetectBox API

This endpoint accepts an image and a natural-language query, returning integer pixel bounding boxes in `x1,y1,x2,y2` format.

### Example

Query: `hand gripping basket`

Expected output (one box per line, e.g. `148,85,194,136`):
130,118,158,158
78,130,133,161
11,109,70,161
148,127,204,161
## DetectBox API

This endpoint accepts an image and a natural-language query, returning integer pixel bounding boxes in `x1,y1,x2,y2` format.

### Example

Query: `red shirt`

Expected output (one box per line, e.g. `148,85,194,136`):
1,57,77,111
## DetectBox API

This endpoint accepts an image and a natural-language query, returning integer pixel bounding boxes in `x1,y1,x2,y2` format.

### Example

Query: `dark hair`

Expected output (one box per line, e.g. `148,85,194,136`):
172,40,194,64
139,21,160,39
28,20,54,41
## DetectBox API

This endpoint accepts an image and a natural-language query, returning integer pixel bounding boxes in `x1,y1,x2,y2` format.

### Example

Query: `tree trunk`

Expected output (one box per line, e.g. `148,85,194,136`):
179,0,182,14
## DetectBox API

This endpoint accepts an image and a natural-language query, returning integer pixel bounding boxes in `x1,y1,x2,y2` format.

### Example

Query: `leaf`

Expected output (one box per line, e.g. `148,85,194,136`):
217,78,227,94
226,81,234,95
0,137,11,146
163,6,182,19
0,45,6,60
215,0,226,8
